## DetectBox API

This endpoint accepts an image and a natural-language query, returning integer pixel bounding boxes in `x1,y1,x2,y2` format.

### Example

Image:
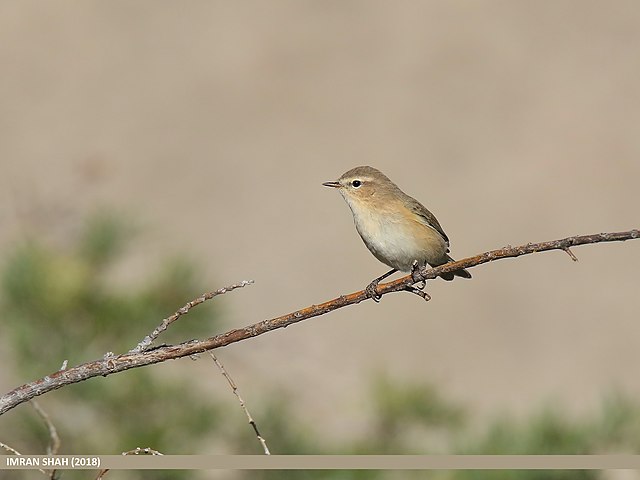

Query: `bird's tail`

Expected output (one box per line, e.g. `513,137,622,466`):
441,255,472,281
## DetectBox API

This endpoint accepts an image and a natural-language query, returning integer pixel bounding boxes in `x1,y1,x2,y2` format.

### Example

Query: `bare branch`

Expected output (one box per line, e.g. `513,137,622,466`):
209,352,270,455
0,441,21,455
31,400,60,456
30,400,61,479
0,403,60,477
130,280,255,353
121,447,163,455
563,247,579,261
1,229,638,416
0,441,48,475
96,447,163,479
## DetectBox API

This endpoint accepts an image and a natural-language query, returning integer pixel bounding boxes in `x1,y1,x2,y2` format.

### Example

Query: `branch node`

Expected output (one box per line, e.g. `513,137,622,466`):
129,280,255,354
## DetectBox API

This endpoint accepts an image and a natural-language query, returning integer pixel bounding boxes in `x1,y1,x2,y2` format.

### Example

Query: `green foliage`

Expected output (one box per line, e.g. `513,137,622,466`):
3,212,640,480
0,212,224,479
457,393,640,458
236,382,640,480
365,373,465,453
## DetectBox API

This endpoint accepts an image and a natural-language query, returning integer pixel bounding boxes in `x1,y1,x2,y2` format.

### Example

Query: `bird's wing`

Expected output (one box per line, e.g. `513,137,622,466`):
405,195,450,248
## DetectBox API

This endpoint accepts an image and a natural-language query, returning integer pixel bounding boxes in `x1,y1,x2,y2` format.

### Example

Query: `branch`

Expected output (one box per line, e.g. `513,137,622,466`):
31,400,60,456
1,402,59,477
1,229,638,415
31,400,61,480
129,279,254,353
0,441,48,476
96,447,163,480
209,352,271,454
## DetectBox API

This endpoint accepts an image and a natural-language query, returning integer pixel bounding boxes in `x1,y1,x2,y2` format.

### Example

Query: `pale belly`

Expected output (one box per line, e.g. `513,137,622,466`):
353,211,448,272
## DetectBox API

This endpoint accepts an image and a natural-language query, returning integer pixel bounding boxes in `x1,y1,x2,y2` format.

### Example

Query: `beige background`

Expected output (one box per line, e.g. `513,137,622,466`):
1,0,639,440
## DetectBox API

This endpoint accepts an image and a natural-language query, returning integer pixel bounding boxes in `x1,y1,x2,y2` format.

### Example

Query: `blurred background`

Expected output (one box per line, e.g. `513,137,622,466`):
1,1,639,479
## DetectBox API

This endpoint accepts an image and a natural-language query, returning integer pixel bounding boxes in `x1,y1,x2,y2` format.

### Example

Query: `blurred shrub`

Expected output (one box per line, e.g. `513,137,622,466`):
232,375,640,480
1,212,225,480
2,212,640,480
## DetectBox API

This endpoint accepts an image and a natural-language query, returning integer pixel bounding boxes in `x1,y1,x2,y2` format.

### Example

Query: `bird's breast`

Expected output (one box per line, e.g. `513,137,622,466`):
346,200,448,271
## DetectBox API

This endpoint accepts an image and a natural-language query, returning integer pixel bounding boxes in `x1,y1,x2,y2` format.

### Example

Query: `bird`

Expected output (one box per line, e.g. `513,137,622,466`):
323,166,471,301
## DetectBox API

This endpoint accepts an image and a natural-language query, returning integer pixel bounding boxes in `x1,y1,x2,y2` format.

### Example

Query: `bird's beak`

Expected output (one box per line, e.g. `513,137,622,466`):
322,181,341,188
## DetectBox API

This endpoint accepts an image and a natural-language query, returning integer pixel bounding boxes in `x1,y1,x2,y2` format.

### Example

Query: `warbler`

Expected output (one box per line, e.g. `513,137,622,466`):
323,166,471,300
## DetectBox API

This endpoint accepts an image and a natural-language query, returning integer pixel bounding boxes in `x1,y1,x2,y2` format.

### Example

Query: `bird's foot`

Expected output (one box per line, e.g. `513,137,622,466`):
365,279,382,303
407,261,430,301
410,260,426,289
364,269,398,303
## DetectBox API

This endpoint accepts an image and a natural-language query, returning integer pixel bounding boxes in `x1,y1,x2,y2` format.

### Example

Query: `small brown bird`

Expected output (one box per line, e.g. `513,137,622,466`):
323,166,471,300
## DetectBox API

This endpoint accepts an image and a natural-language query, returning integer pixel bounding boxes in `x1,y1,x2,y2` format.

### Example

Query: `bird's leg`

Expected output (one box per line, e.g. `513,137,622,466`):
410,260,426,289
365,268,397,302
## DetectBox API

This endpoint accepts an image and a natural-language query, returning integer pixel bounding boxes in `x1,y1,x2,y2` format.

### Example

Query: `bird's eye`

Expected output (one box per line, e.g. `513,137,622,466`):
351,180,362,188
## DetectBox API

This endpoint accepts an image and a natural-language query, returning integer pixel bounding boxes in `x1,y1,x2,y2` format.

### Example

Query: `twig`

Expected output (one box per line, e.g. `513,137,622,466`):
121,447,163,455
96,447,163,479
130,280,254,353
563,247,579,261
31,400,61,479
31,400,60,455
1,229,638,416
209,352,270,455
0,441,21,456
0,441,48,475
